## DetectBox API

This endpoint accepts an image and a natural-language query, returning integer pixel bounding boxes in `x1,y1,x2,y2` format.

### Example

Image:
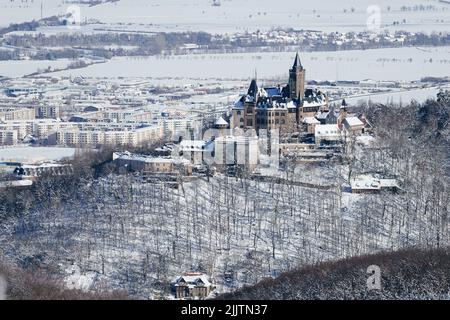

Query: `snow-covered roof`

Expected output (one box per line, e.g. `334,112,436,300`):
379,179,398,188
113,151,189,165
233,100,244,109
215,117,228,126
21,163,68,169
264,87,282,97
350,175,399,190
286,100,297,108
356,134,376,145
179,140,214,152
256,98,296,110
350,175,380,190
315,124,340,136
215,135,258,143
303,99,326,108
344,116,364,127
315,111,329,120
258,87,268,98
303,117,320,124
0,180,33,188
174,273,211,287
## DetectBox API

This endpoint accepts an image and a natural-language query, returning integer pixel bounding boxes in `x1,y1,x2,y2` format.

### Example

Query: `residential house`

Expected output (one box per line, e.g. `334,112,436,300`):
172,273,214,299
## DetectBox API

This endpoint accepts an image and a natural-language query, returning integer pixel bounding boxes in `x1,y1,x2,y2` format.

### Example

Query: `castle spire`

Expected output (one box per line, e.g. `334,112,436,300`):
289,51,306,100
248,79,258,98
293,52,302,69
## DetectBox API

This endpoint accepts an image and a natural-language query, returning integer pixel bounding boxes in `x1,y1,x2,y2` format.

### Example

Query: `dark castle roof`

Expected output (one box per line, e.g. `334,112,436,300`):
292,52,303,69
247,79,258,97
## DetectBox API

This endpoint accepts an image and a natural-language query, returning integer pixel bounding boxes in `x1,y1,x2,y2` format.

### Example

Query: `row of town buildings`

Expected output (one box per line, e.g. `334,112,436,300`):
0,105,60,121
1,53,374,178
0,108,202,147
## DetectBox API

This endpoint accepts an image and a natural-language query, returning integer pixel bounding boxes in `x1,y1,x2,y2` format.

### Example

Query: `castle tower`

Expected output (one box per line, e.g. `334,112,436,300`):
338,99,348,128
243,79,258,128
288,52,306,100
214,116,229,137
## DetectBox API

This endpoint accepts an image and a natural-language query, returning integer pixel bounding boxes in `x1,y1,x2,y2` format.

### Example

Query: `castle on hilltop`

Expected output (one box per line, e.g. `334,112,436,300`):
231,52,329,135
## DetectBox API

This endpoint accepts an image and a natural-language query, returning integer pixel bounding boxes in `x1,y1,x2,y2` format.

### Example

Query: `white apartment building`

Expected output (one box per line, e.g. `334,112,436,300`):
0,108,35,121
0,130,18,145
56,125,163,147
214,135,259,170
71,109,154,123
160,117,202,141
0,120,78,144
314,124,342,145
0,121,32,140
35,105,61,119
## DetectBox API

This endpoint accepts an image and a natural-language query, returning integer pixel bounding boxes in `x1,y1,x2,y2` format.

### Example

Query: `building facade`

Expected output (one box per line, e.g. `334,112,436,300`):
172,273,214,299
0,107,35,121
232,53,328,135
214,135,259,171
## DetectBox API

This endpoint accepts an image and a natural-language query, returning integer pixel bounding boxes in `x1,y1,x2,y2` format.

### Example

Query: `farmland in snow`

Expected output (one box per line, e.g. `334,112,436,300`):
0,59,77,78
0,146,77,163
49,46,450,82
344,85,450,105
1,0,449,33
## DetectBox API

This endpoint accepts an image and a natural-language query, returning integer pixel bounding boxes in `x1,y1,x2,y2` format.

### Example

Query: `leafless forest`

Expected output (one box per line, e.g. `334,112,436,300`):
0,93,449,298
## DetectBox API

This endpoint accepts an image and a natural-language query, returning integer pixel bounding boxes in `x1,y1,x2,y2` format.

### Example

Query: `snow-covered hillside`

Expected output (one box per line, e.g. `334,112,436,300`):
0,156,447,298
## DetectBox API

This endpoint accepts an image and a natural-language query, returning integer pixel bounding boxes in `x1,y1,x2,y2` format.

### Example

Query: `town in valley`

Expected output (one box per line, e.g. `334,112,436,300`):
0,0,449,302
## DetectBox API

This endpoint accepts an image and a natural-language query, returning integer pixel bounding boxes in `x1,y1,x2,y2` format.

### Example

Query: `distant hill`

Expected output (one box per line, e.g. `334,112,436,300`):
218,248,450,300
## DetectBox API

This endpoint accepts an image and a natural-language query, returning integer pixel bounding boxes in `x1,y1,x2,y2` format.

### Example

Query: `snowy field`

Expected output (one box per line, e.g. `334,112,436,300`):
344,85,450,105
49,47,450,82
1,0,449,34
0,146,76,163
0,59,75,78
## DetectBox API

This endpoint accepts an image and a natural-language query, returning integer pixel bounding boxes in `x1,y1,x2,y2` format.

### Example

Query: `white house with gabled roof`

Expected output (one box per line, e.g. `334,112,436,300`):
172,273,214,299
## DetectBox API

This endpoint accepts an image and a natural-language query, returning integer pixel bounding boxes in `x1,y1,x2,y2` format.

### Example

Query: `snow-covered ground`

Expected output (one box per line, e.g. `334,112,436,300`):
64,264,98,291
0,157,445,299
49,47,450,82
0,146,77,163
2,0,448,34
0,124,447,299
344,84,450,105
0,59,76,78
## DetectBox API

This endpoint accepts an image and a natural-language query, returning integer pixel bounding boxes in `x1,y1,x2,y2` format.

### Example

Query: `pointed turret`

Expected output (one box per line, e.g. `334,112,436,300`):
292,52,303,69
338,99,348,128
247,79,258,98
289,52,306,100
